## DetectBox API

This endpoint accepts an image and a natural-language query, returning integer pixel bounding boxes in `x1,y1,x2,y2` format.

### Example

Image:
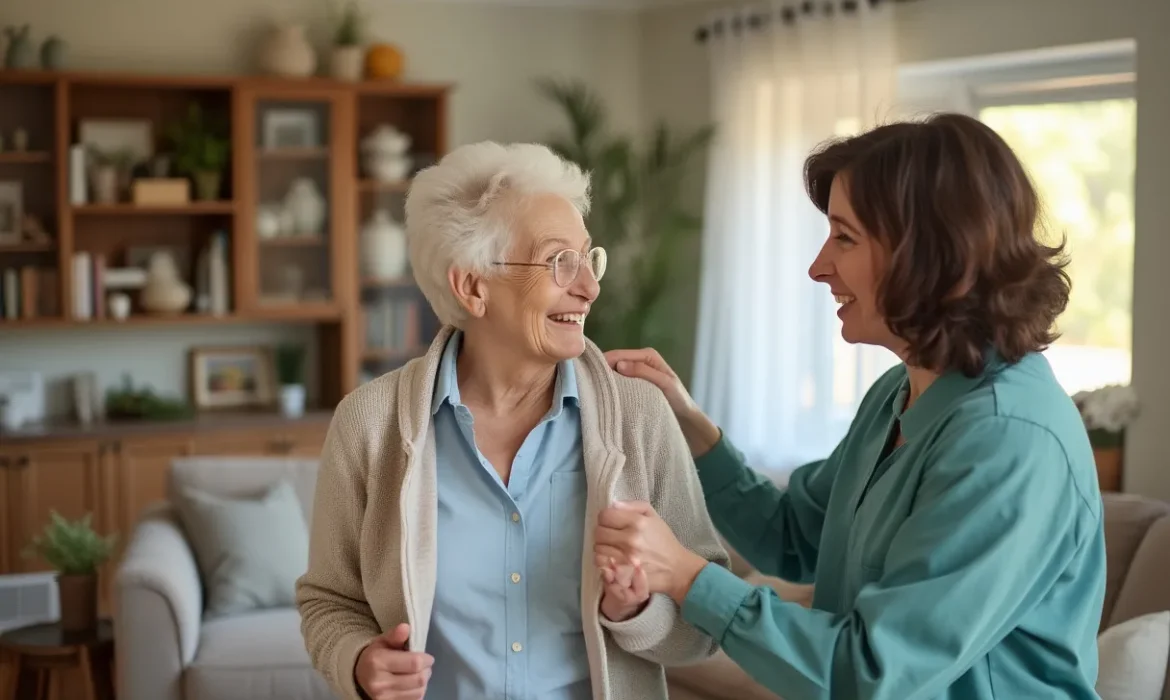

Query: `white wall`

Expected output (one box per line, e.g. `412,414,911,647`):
0,0,643,416
638,0,1170,501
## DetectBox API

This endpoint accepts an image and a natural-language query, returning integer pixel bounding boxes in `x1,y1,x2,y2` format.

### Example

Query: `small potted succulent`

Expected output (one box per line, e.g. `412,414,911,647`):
23,511,117,632
275,343,308,418
328,0,366,81
166,103,230,201
1072,384,1139,491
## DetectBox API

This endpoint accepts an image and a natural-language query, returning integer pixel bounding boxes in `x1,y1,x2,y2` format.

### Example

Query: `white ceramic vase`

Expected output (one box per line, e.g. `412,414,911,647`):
361,210,408,279
260,24,316,77
280,384,306,418
283,178,326,236
361,125,413,182
140,252,192,314
330,45,363,81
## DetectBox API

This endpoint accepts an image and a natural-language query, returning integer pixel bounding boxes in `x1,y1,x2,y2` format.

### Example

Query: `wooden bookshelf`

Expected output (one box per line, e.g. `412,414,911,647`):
0,69,451,406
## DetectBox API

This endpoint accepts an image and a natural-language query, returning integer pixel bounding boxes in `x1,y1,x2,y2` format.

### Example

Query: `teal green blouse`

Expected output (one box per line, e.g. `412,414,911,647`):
681,352,1106,700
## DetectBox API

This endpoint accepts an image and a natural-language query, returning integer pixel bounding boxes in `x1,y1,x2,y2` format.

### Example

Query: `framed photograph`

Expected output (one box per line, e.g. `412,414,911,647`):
262,109,319,149
0,182,23,246
189,346,276,410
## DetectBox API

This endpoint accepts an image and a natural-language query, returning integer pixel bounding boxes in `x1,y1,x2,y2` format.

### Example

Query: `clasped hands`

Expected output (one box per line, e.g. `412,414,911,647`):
595,500,710,620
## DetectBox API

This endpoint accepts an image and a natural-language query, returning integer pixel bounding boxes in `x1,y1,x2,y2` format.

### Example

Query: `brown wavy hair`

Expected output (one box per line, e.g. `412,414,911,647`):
803,112,1071,376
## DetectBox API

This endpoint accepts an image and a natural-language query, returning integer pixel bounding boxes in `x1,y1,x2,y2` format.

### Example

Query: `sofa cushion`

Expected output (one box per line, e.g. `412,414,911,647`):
170,456,321,523
1095,611,1170,700
174,479,309,618
186,608,332,700
1101,493,1170,631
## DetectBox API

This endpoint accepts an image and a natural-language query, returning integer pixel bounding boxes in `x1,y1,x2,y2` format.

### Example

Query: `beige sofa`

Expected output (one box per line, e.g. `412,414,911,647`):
666,491,1170,700
115,456,1170,700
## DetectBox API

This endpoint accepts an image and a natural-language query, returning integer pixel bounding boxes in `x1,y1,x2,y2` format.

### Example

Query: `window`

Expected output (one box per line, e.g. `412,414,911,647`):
979,99,1134,393
898,40,1136,394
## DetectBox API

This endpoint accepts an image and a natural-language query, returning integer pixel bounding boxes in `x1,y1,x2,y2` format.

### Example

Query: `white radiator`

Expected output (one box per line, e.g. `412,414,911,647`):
0,571,59,634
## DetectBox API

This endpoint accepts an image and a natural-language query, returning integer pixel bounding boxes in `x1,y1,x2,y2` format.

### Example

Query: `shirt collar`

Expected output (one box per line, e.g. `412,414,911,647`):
894,349,1006,441
430,329,579,416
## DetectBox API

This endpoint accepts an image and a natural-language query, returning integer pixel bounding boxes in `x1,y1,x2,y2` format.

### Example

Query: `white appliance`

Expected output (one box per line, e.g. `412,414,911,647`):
0,571,59,634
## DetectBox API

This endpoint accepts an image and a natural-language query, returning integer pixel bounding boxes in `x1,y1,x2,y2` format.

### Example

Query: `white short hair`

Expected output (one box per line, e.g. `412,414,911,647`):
404,141,591,327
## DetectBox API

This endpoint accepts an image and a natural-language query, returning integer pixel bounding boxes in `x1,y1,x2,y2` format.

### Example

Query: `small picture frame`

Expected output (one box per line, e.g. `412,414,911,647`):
189,345,276,410
262,109,319,149
0,181,23,246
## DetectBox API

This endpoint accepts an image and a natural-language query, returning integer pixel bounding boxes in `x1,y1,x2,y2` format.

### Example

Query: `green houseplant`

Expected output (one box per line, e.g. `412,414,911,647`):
536,78,714,372
327,0,366,81
166,103,230,201
275,343,307,418
23,511,117,632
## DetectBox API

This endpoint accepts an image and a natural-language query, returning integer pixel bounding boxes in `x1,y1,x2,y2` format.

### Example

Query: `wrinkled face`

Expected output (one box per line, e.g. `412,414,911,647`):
468,191,601,363
807,173,899,352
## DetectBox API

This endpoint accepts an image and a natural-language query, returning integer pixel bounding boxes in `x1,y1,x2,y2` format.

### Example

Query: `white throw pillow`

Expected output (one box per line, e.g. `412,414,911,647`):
1096,610,1170,700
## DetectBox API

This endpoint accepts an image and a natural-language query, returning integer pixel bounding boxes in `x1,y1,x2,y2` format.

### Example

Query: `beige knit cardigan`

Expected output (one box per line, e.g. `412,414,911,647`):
295,325,730,700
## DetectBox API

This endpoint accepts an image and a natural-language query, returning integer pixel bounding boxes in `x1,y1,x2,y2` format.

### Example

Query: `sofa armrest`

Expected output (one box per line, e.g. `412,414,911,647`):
114,503,204,700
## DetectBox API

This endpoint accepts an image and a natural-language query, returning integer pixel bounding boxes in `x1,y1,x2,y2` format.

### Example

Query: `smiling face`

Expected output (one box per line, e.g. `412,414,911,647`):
468,191,600,364
807,172,902,354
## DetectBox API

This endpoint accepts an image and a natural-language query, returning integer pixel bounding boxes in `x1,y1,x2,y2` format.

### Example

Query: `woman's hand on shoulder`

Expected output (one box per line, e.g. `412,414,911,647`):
604,347,721,457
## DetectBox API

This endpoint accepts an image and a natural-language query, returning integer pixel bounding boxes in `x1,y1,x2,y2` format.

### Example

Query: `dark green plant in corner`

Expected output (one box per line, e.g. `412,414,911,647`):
23,511,117,575
536,78,714,365
166,103,230,201
275,343,307,386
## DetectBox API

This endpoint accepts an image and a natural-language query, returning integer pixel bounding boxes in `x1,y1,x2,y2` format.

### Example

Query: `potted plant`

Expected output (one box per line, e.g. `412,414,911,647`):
23,511,117,632
275,343,307,417
1072,383,1139,492
328,0,366,81
166,103,230,201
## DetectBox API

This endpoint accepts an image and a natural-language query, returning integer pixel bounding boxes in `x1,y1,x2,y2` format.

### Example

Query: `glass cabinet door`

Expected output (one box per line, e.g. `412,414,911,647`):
243,92,346,313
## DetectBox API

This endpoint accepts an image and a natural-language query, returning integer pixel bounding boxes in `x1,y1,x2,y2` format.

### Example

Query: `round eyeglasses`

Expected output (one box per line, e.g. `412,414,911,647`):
494,246,607,288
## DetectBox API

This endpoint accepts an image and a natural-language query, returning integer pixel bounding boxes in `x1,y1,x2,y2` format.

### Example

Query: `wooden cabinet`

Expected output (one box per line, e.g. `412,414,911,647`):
0,442,106,575
0,415,330,611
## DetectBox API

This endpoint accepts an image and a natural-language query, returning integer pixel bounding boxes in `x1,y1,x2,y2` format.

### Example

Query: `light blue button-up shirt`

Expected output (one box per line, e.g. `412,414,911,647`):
425,330,592,700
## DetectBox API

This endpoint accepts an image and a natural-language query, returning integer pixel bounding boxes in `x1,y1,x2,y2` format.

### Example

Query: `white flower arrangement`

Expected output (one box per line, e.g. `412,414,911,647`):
1071,384,1139,449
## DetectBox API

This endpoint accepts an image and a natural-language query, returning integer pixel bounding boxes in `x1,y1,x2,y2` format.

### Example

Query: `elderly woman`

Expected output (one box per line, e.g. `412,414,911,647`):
296,141,729,700
596,113,1106,699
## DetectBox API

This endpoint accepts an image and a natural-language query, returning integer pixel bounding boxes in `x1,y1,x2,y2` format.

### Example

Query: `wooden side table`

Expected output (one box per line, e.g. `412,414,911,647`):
0,619,115,700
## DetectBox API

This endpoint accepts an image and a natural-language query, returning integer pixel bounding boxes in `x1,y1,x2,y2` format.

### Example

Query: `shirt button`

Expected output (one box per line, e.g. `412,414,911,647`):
510,573,521,584
511,512,520,522
512,642,523,653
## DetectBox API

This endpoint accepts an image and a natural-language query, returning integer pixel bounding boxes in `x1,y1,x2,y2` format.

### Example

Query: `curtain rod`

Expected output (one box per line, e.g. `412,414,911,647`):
694,0,920,44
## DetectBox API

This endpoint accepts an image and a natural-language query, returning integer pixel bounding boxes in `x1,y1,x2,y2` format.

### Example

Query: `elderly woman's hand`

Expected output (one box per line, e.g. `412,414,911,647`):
593,501,710,605
603,348,722,456
599,558,650,622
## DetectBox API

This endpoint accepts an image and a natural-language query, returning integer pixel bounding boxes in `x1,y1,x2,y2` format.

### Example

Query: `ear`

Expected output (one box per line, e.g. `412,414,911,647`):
447,267,489,318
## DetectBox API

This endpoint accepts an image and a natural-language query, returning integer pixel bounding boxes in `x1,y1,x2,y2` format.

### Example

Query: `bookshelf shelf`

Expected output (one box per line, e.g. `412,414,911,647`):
0,243,55,254
259,236,327,247
0,151,51,164
257,147,330,161
0,69,451,405
0,309,341,330
358,179,411,193
72,202,236,216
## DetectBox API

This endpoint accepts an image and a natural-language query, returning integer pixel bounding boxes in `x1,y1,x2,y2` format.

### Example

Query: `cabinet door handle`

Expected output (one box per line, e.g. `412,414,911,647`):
13,455,29,469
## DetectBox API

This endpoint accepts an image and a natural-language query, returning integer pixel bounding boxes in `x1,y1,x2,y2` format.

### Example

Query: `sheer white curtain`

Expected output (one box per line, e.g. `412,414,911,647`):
691,1,901,473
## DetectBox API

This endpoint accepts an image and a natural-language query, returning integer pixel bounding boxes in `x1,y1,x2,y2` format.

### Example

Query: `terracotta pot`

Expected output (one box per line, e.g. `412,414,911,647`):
57,573,98,632
1094,446,1122,492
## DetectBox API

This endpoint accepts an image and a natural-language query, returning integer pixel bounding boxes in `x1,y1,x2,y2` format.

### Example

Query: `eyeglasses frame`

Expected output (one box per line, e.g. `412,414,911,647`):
492,246,607,288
